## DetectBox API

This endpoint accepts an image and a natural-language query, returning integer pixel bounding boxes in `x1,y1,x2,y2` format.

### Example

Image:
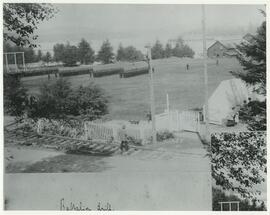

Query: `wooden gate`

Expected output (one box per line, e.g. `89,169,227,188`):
178,110,199,132
156,110,199,132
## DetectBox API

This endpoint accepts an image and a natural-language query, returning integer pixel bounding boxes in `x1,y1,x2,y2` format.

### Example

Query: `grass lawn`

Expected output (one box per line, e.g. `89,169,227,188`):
21,57,241,120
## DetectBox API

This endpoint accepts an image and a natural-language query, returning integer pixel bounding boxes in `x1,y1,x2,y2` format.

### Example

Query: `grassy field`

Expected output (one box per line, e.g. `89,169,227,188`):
21,57,241,120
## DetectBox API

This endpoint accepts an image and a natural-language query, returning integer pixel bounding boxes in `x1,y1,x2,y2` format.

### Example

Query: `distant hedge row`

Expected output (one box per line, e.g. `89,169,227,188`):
5,62,151,78
23,67,59,77
93,67,124,77
59,67,91,77
120,66,149,78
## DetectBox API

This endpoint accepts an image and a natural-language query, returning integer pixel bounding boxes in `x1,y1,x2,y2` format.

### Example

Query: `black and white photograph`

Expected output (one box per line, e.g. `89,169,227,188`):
2,1,267,211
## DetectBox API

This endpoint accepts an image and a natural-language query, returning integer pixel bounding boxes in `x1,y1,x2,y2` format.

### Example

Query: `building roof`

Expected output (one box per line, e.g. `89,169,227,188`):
207,41,227,51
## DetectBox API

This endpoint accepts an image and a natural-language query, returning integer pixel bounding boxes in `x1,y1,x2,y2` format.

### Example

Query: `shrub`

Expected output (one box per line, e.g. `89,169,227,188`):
120,67,149,78
28,79,109,121
59,67,92,77
23,67,59,77
126,135,143,146
36,118,85,139
4,74,28,120
156,130,175,142
93,67,123,77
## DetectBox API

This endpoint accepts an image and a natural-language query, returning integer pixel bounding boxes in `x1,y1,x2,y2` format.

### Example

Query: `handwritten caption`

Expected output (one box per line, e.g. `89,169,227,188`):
60,198,113,211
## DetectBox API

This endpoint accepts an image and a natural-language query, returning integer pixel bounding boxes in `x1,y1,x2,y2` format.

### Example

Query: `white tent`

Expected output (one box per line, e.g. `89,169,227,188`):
205,78,264,125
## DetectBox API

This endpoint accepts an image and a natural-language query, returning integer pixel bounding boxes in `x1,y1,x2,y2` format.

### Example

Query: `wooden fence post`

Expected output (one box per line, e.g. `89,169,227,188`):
84,122,88,140
37,119,42,134
139,126,145,144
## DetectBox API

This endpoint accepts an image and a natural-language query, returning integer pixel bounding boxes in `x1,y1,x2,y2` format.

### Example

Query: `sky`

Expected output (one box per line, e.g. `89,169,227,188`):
35,4,265,53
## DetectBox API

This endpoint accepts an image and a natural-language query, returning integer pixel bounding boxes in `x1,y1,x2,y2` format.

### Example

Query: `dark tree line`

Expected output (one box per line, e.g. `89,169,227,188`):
116,44,144,62
151,37,195,59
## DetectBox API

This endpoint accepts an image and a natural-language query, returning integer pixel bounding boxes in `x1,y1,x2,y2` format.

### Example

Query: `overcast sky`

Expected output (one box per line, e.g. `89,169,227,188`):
36,4,265,52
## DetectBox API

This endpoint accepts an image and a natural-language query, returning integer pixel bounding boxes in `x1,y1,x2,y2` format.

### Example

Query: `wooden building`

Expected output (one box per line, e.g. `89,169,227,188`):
207,41,238,58
207,41,228,58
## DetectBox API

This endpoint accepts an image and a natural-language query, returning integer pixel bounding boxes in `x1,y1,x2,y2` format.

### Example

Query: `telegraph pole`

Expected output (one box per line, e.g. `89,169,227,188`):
202,4,210,141
145,45,157,144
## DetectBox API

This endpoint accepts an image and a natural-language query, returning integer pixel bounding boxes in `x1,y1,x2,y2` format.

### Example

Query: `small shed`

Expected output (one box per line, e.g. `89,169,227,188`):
207,41,228,58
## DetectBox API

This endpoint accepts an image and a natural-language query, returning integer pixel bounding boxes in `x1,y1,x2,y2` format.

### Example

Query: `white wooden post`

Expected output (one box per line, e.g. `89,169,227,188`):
166,93,169,113
112,127,118,142
176,110,179,131
5,54,9,72
22,52,26,72
37,119,42,134
14,53,18,72
139,126,145,145
84,122,88,140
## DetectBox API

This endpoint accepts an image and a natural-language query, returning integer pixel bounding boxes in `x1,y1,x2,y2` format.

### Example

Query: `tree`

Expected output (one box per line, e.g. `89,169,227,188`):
36,50,43,62
42,51,52,64
116,45,144,62
77,38,95,64
3,3,57,47
232,14,266,130
116,44,125,61
151,40,164,59
68,84,109,120
164,42,173,58
211,132,266,201
233,21,266,94
97,40,114,64
62,43,78,66
28,79,109,121
4,74,28,120
53,43,65,62
172,37,195,58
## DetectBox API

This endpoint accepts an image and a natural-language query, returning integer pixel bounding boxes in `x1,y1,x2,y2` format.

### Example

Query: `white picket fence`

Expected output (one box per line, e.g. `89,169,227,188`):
36,109,201,145
84,121,152,143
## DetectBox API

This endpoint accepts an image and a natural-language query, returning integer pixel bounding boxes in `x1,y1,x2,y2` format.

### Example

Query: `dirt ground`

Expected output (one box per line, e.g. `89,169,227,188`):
4,131,212,210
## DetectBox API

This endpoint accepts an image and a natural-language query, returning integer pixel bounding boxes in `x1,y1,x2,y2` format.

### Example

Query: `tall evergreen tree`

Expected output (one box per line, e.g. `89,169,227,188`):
164,42,173,58
151,40,164,59
97,39,114,64
77,38,95,64
116,43,125,61
37,50,43,62
232,13,266,130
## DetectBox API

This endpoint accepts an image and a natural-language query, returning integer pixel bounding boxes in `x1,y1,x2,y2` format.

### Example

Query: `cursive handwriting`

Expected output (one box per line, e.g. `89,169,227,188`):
60,198,113,211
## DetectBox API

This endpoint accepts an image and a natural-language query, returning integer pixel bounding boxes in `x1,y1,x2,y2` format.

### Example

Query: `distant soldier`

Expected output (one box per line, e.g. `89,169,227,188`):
146,111,152,122
119,125,129,153
186,64,190,70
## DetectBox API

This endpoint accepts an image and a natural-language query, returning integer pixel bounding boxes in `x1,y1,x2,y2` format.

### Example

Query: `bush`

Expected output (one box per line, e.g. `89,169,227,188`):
120,67,149,78
156,130,175,142
36,118,85,139
126,135,143,146
4,74,28,120
93,64,123,77
59,67,92,77
23,67,59,77
28,79,109,121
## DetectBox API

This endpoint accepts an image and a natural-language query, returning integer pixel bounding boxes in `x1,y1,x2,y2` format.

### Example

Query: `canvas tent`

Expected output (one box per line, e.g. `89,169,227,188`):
205,78,264,125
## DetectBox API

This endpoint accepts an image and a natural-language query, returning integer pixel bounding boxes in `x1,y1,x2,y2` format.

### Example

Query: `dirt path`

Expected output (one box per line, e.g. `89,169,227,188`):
5,132,212,210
